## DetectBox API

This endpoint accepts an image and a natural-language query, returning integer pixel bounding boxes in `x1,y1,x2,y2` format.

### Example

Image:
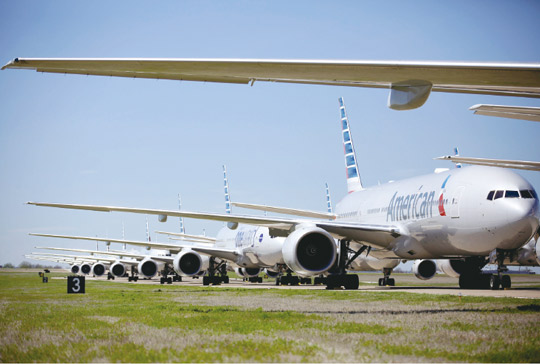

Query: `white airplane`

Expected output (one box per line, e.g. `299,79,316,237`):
2,58,539,110
28,96,539,290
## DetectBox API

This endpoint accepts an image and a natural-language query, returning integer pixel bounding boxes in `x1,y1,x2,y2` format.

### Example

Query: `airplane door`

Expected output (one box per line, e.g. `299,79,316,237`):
449,186,465,218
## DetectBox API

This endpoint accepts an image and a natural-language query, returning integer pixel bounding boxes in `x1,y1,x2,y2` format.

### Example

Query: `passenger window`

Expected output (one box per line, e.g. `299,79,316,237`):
487,191,495,200
520,190,533,199
505,190,519,198
494,190,504,200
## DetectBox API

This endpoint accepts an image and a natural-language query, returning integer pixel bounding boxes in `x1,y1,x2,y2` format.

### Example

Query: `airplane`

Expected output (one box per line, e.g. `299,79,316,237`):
27,97,540,290
2,58,540,110
470,104,540,122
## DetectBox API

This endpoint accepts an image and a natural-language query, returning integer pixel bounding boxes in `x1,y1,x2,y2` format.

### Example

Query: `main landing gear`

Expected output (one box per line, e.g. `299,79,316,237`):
203,258,229,286
457,254,511,290
128,266,139,282
160,264,176,284
325,240,366,290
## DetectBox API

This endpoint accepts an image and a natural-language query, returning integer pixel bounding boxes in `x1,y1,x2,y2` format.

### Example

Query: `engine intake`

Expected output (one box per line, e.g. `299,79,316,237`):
70,265,80,274
137,258,158,278
110,262,126,277
173,250,209,277
282,225,337,276
436,259,466,278
80,263,92,275
235,267,261,278
412,259,437,280
91,263,106,277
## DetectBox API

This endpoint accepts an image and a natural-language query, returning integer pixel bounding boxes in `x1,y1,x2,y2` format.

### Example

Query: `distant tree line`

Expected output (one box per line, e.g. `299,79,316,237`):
1,261,63,269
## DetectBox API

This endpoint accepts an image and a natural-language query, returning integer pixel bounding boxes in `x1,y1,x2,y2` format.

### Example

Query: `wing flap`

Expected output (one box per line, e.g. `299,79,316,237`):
232,202,336,219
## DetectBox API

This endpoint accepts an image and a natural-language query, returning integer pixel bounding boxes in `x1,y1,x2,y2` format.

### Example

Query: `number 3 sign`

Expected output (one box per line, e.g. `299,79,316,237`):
67,276,85,294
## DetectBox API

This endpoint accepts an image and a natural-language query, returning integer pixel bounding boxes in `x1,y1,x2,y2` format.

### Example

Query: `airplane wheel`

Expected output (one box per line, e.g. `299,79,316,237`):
501,275,511,289
344,275,359,290
203,276,210,286
388,278,395,286
223,276,229,284
490,275,500,290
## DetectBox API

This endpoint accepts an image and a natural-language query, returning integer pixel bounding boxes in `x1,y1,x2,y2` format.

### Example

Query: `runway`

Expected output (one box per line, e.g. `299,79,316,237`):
86,272,540,299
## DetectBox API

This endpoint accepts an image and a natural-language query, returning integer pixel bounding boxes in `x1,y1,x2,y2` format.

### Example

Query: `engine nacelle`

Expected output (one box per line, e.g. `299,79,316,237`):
412,259,437,280
110,261,126,277
91,263,106,277
436,259,467,278
235,267,262,278
264,268,280,278
282,225,337,276
535,238,540,264
70,264,80,274
80,263,92,275
137,258,159,278
173,250,209,277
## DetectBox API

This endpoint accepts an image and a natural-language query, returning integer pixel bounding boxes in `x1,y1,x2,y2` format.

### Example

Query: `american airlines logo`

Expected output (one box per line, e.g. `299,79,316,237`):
386,190,437,222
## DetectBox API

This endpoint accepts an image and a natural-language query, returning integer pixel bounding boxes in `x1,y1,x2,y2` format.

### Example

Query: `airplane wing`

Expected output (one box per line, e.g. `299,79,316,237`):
154,230,217,243
469,104,540,122
30,232,189,252
232,202,336,219
28,201,402,250
435,155,540,171
33,246,141,265
4,58,540,110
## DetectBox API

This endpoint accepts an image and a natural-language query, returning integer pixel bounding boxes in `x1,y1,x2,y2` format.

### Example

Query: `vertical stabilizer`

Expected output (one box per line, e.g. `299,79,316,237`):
339,97,364,193
178,194,185,233
325,183,333,213
223,165,232,214
454,147,462,168
145,217,151,242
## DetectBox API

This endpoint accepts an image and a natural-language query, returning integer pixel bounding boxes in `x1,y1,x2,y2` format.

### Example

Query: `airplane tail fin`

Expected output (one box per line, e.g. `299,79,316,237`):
454,147,462,169
146,217,151,242
223,165,232,214
325,183,333,213
178,194,185,233
339,97,364,193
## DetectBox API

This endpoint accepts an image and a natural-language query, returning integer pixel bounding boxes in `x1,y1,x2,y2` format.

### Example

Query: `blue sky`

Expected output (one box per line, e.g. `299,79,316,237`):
1,1,539,266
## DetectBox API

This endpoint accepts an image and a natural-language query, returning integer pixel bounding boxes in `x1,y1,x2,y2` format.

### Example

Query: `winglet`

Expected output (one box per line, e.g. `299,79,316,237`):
339,97,363,193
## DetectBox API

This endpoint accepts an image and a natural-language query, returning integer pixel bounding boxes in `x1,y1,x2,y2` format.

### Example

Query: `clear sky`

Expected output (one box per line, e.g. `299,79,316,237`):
0,1,539,266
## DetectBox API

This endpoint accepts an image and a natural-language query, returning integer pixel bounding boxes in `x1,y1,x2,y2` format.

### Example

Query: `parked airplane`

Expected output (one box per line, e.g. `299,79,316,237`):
28,96,539,289
3,58,540,110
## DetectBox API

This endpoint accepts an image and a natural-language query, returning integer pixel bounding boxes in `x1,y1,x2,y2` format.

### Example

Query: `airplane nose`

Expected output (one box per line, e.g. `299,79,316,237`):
506,199,540,235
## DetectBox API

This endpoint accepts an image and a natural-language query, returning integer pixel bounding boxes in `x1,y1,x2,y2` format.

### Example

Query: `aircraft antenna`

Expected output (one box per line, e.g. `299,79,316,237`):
339,97,364,192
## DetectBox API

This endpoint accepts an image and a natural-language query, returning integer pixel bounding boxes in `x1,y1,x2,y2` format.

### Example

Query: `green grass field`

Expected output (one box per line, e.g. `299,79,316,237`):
1,272,539,362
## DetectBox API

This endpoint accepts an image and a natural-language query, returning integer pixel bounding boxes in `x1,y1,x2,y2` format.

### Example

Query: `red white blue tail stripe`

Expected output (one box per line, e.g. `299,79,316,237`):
339,97,363,193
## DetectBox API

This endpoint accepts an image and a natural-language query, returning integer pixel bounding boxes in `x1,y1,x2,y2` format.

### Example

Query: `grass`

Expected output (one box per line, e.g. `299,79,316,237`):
0,272,539,362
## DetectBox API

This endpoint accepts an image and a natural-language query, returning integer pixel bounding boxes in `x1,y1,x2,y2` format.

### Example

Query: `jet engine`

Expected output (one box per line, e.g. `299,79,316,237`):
436,259,467,278
137,258,159,278
70,264,80,274
173,250,209,277
282,225,337,276
110,261,126,277
91,263,106,277
264,268,280,278
412,259,437,280
80,263,92,275
536,240,540,265
235,267,262,278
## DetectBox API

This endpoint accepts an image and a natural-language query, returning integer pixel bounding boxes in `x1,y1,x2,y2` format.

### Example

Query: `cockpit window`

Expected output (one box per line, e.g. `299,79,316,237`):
520,190,533,199
494,190,504,200
505,190,519,198
532,190,538,199
487,191,495,200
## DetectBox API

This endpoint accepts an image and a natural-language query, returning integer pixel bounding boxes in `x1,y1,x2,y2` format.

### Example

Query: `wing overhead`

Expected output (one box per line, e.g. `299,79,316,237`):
435,155,540,171
470,104,540,122
4,58,540,109
232,202,336,219
155,230,217,243
28,201,403,250
30,232,187,252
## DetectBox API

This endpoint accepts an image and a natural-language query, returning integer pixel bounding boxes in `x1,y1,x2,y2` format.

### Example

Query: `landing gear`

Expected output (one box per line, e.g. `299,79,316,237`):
160,264,174,284
128,266,138,282
278,273,299,286
202,258,229,286
378,268,395,286
324,240,368,290
107,272,115,280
